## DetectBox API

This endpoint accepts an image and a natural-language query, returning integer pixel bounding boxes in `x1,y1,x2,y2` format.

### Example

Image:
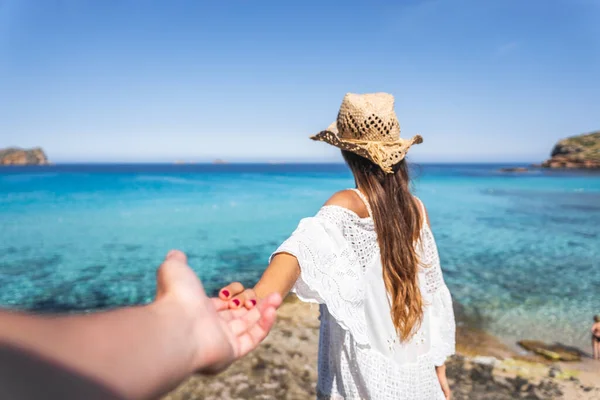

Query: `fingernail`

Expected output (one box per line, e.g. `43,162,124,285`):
222,290,230,298
250,299,256,306
233,299,240,306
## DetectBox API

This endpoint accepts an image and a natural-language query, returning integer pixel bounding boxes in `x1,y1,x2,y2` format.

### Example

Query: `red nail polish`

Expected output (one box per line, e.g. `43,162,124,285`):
233,299,240,306
251,299,256,306
222,290,230,297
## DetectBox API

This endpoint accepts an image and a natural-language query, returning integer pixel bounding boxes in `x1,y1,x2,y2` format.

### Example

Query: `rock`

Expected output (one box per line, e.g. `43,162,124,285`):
517,340,582,362
472,355,499,366
162,297,600,400
469,362,495,383
0,147,49,166
537,379,564,398
509,375,530,392
541,131,600,169
548,366,561,378
499,167,529,173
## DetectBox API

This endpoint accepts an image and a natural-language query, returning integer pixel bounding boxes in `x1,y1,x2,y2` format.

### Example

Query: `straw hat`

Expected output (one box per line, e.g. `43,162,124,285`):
311,93,422,173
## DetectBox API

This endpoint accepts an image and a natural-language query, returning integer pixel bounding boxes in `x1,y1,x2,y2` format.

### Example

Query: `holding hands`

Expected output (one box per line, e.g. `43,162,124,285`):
0,250,282,400
217,253,300,311
218,281,259,310
156,250,282,373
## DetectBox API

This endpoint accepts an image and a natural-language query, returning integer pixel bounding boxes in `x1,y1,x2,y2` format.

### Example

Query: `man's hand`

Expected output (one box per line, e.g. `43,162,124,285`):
0,249,280,400
154,250,281,374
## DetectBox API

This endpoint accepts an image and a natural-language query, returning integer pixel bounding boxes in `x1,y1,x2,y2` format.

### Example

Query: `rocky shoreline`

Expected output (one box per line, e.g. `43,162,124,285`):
163,296,600,400
541,131,600,169
0,147,49,166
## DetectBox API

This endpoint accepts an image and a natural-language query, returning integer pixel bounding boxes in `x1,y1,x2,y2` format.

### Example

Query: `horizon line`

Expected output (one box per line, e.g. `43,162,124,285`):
2,161,539,166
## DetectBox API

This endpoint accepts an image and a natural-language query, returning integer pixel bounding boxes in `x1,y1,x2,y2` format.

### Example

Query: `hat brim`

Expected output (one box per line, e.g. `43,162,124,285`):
310,125,423,173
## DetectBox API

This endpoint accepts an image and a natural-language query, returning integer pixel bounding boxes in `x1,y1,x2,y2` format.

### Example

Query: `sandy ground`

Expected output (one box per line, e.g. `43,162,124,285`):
163,296,600,400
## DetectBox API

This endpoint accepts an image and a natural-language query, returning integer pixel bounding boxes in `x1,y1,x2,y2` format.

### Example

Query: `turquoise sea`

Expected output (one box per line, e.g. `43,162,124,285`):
1,163,599,350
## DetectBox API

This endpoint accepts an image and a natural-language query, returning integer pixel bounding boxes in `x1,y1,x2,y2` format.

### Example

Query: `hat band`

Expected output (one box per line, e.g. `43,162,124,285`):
341,135,422,147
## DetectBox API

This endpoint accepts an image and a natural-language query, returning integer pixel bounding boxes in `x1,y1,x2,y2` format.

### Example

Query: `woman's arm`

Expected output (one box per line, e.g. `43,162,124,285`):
436,364,451,399
254,253,300,299
220,253,300,308
220,191,367,309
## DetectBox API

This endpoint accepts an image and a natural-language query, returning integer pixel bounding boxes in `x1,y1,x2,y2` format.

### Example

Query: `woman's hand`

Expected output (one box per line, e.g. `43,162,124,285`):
435,364,451,400
219,282,259,310
218,254,301,310
155,251,282,374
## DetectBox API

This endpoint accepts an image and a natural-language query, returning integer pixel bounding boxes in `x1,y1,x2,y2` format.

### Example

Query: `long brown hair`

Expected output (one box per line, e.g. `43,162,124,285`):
342,150,423,341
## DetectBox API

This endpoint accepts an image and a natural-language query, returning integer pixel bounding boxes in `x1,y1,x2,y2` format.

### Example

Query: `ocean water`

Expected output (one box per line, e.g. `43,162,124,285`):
1,163,599,350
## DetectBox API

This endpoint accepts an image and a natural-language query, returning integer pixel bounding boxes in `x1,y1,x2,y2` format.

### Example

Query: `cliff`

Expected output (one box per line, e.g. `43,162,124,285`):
542,131,600,169
0,147,49,166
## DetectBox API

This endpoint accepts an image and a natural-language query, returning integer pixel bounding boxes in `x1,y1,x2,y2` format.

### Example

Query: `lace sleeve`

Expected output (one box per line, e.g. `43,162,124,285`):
429,285,456,366
420,225,456,366
271,207,369,345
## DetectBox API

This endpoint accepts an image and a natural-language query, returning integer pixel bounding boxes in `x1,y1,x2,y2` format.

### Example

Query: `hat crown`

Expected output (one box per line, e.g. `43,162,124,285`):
336,93,400,142
310,92,422,174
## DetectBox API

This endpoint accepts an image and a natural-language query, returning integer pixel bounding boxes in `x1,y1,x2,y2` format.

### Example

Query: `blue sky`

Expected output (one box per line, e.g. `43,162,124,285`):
0,0,598,163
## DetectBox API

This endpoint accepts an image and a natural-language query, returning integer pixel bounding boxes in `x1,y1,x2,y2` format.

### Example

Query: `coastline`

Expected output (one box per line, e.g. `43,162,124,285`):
1,163,598,398
164,296,600,400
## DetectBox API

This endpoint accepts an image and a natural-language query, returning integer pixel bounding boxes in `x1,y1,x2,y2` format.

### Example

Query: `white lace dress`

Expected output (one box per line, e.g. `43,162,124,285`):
272,190,456,399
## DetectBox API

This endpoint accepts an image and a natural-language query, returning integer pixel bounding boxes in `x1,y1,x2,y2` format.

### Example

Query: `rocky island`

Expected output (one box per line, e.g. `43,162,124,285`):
542,131,600,169
0,147,49,166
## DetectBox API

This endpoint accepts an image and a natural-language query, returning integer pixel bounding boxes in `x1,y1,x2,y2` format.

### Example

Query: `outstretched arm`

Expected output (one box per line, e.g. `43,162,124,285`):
0,251,281,400
220,252,300,308
220,191,367,309
255,253,301,299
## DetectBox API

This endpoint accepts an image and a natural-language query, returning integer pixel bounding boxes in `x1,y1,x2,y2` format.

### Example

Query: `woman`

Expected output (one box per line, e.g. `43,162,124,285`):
220,93,456,399
593,315,600,360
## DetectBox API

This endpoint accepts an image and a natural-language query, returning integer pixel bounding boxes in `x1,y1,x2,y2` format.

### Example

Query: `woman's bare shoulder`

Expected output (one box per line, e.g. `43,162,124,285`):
324,190,370,218
413,196,431,228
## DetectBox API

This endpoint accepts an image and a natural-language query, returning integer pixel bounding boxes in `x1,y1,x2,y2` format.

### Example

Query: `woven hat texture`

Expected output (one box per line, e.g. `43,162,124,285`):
311,93,422,173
